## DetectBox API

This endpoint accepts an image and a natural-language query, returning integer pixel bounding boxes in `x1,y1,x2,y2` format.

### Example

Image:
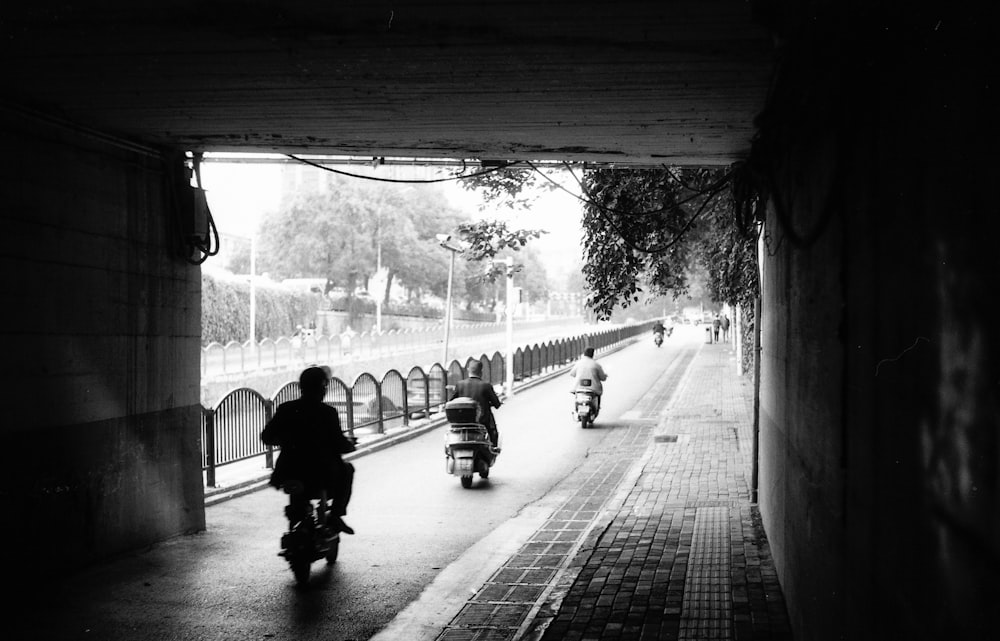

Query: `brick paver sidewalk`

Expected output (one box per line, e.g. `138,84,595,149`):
436,342,792,641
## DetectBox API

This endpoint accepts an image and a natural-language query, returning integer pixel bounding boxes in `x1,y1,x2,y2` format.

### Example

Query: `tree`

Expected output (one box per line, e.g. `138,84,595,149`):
451,219,547,309
459,163,758,321
238,176,473,326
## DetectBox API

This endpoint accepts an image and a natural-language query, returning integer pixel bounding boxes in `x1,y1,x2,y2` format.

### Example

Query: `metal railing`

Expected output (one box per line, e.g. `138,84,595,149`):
201,317,580,379
201,321,653,487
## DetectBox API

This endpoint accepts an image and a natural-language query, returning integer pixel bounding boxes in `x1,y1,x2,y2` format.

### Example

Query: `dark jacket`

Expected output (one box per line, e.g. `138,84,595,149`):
450,375,502,430
261,398,355,496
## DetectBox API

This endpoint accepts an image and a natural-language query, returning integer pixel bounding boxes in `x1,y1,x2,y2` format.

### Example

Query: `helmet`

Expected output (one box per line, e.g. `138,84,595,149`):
299,366,330,395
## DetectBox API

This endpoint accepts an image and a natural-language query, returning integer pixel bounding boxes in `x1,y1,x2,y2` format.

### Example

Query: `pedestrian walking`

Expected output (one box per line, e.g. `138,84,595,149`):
712,315,721,343
721,315,730,342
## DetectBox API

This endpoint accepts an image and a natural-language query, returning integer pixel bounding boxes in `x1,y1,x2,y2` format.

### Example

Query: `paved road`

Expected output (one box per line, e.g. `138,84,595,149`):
14,331,698,641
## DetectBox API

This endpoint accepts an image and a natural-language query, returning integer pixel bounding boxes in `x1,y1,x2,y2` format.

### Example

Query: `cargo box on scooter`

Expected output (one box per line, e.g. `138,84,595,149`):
445,397,479,424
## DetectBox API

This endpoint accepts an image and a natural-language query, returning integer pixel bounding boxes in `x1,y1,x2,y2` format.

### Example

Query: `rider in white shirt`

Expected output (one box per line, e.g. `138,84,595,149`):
569,346,608,410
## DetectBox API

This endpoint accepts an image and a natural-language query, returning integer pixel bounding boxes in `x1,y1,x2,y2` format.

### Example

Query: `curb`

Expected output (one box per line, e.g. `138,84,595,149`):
203,338,640,507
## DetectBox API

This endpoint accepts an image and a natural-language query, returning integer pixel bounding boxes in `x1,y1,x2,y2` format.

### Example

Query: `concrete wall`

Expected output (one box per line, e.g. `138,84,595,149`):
756,8,996,639
0,107,205,580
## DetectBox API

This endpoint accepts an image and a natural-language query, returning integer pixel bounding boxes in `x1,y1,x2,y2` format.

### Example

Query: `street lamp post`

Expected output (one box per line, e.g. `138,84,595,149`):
443,247,456,364
437,234,464,365
249,234,257,345
504,256,515,397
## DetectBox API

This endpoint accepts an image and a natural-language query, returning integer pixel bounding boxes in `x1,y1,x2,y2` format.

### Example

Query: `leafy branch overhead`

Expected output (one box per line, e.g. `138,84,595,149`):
452,165,555,210
460,162,758,321
454,220,547,282
580,166,757,319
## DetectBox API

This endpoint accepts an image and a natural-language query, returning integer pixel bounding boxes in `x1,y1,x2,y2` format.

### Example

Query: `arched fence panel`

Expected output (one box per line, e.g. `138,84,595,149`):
274,337,294,368
463,356,478,374
477,354,493,384
351,373,382,435
316,335,334,362
380,369,408,430
447,360,466,391
221,341,243,375
257,338,277,370
489,352,504,386
326,377,353,437
428,363,448,414
406,366,430,419
513,347,525,381
273,381,299,407
530,344,542,377
211,388,271,469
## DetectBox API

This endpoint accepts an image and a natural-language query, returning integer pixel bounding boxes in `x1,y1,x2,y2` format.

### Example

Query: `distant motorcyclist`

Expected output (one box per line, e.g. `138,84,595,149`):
450,360,502,449
569,347,608,410
653,319,665,336
261,366,357,535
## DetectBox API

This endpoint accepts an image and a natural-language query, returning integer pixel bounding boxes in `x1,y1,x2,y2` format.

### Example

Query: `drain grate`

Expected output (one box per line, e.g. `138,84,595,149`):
655,434,679,443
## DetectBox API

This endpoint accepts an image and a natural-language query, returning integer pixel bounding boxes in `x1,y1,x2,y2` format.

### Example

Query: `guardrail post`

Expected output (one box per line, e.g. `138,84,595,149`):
204,408,217,488
401,378,410,427
345,387,356,439
376,381,385,435
264,398,275,469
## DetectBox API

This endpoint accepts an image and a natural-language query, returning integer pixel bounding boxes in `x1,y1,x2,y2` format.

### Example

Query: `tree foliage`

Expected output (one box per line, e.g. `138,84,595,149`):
224,171,555,323
453,164,555,210
459,163,759,321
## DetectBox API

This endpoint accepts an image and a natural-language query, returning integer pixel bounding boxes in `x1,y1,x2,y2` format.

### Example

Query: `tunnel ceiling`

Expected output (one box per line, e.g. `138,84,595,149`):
1,1,773,166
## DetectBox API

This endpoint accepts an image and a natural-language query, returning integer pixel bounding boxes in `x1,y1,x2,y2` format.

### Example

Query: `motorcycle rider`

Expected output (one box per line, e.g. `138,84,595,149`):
261,366,357,535
569,346,608,410
450,360,502,449
653,319,665,336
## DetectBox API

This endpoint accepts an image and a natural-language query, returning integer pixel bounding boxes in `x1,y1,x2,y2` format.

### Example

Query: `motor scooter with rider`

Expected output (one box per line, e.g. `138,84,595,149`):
444,361,502,488
444,397,500,488
261,366,356,585
653,319,665,347
570,347,608,429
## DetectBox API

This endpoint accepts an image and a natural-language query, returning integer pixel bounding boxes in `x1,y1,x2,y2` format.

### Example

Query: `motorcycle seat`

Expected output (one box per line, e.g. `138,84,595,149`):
281,479,306,496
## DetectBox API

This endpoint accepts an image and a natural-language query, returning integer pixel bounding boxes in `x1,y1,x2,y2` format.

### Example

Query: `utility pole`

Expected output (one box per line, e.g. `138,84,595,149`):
436,234,464,366
443,248,456,364
249,234,256,346
505,256,514,397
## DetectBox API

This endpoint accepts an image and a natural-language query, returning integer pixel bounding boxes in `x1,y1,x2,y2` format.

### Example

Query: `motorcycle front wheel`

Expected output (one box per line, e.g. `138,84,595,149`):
326,539,339,564
291,558,311,585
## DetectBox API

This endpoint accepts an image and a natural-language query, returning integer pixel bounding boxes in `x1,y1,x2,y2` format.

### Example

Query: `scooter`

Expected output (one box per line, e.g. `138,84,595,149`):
654,331,663,347
444,397,499,489
277,480,340,585
574,388,600,429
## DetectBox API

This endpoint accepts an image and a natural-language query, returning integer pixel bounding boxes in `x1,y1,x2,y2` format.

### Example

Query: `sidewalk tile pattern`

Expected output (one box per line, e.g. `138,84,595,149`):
434,351,697,641
439,344,792,641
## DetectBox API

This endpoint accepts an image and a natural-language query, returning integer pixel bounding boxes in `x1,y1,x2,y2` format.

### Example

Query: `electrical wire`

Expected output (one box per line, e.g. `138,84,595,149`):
287,150,735,256
286,154,528,184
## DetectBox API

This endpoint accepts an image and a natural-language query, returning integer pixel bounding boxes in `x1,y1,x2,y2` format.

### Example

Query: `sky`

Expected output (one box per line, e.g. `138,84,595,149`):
199,155,586,288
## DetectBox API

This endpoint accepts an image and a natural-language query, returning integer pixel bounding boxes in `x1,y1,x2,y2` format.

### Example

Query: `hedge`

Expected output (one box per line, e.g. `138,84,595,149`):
201,273,322,346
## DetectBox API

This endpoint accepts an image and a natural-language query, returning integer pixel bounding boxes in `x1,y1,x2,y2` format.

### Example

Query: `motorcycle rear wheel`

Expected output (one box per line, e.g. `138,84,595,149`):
461,474,473,488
